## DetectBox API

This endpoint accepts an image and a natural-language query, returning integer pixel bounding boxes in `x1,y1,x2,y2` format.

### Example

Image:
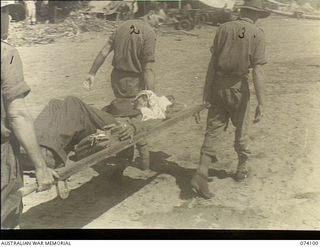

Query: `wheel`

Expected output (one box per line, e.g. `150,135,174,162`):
178,19,193,31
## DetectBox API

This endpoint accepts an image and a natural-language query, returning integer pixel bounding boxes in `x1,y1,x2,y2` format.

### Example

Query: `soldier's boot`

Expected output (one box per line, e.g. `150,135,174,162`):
234,155,249,182
191,154,213,199
191,172,213,199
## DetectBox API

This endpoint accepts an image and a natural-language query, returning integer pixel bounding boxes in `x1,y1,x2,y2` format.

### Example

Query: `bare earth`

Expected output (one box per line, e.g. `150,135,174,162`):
18,16,320,229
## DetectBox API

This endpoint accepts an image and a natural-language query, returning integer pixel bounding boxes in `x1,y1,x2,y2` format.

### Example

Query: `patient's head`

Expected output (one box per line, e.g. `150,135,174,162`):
134,95,149,110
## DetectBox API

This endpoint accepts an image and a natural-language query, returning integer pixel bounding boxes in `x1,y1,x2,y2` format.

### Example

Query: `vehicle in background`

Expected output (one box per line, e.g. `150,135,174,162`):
165,7,235,31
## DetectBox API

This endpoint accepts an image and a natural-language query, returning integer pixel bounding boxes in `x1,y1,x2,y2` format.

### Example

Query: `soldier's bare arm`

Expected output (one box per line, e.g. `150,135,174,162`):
89,42,113,76
142,61,155,92
7,97,59,190
83,42,114,90
203,56,216,106
252,64,265,123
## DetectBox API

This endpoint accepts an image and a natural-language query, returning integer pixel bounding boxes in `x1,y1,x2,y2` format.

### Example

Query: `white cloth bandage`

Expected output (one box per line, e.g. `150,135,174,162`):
135,90,172,121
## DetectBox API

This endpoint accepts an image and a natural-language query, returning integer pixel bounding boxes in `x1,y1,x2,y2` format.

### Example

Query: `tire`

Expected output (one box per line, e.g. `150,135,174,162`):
178,19,193,31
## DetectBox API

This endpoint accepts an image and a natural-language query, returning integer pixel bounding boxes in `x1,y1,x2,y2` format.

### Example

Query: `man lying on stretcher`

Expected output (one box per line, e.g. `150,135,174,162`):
21,92,174,172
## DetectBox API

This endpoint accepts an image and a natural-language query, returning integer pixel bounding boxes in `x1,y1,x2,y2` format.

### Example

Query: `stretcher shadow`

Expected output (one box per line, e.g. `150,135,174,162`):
20,160,157,229
20,151,232,228
149,151,196,200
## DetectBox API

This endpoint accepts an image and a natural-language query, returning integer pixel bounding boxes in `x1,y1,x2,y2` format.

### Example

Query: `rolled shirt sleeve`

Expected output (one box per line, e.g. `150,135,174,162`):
252,29,267,66
1,47,30,104
210,26,224,57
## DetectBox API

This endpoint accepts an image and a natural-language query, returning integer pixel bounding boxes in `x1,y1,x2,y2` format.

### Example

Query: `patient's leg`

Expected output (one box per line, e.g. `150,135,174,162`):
34,96,117,164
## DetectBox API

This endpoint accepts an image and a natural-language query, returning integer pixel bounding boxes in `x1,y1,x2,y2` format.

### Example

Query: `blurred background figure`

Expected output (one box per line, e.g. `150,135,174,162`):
24,0,37,24
38,0,49,23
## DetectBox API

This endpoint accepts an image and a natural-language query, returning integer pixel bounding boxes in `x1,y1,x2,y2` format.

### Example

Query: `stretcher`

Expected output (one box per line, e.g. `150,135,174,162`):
19,104,207,199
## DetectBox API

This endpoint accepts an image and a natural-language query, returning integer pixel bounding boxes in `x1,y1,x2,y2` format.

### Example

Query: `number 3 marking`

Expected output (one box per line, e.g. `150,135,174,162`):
239,27,246,39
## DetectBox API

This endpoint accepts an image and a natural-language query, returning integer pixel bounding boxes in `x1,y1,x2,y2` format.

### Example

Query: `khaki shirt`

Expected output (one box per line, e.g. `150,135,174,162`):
1,40,30,127
211,17,267,77
108,19,156,74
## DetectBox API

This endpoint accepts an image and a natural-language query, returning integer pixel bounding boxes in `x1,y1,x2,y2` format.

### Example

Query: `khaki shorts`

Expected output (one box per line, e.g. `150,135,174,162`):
111,69,143,98
201,79,251,160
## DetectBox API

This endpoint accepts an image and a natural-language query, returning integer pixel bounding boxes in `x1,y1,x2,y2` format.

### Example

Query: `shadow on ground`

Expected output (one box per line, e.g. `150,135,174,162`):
21,151,232,228
149,151,234,200
21,159,156,228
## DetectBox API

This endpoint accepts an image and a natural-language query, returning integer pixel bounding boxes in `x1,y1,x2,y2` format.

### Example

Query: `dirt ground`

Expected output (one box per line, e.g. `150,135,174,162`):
17,16,320,229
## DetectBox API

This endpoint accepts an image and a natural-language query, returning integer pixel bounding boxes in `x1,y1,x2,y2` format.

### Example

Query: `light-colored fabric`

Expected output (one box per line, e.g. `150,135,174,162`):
135,90,172,121
24,0,36,23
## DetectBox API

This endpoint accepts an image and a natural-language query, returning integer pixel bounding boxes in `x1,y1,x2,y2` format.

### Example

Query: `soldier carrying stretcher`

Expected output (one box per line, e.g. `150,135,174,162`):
1,1,57,229
191,0,270,199
83,6,165,171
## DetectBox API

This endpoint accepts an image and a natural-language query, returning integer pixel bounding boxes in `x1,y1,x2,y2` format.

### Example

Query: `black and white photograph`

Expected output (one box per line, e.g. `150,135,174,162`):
1,0,320,233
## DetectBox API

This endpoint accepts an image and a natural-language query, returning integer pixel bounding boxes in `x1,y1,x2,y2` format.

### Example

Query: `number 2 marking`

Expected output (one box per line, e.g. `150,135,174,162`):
130,25,140,34
239,27,246,39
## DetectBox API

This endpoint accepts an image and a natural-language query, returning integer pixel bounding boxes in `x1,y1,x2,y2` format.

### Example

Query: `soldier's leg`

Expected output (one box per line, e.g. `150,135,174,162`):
198,102,228,176
128,114,151,171
34,96,117,165
30,2,37,24
1,143,24,229
136,139,150,170
1,202,22,229
192,99,229,198
230,84,251,181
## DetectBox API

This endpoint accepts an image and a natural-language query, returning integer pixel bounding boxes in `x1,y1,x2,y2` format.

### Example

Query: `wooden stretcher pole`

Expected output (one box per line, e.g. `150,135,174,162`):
19,104,207,198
